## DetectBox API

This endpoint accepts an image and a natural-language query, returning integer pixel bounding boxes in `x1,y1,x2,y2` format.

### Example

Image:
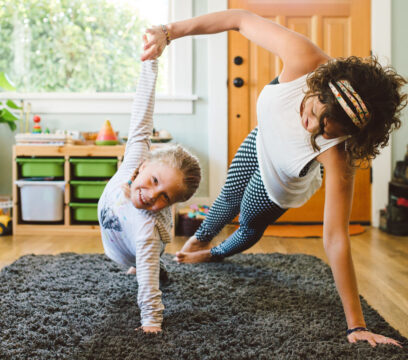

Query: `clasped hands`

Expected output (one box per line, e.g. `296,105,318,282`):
141,26,168,61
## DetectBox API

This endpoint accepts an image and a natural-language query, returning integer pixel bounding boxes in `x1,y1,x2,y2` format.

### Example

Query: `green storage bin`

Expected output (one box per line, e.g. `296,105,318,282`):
70,180,108,200
16,158,65,177
70,158,117,178
70,202,98,222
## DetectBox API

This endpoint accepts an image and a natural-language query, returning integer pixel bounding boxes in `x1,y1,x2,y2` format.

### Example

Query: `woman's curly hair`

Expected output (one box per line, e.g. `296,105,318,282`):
304,56,407,166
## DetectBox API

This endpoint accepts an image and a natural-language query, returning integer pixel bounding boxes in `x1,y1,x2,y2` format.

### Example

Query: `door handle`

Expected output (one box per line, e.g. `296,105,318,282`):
234,56,243,65
233,77,244,88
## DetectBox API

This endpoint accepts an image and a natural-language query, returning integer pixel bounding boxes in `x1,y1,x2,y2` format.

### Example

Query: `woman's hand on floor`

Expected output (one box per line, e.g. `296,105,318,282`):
141,27,167,61
347,330,402,347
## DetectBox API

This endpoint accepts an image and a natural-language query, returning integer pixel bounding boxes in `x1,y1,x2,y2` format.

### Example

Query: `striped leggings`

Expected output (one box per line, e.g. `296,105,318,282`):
195,127,287,258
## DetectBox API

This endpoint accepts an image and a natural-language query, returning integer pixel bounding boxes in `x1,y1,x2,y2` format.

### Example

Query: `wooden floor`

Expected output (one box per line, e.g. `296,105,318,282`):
0,226,407,338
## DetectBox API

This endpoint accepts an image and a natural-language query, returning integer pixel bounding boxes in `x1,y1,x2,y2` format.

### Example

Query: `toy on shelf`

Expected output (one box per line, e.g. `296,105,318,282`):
176,204,210,236
32,115,42,133
0,197,12,236
95,120,118,146
185,204,210,220
0,214,11,236
150,128,173,143
15,133,67,146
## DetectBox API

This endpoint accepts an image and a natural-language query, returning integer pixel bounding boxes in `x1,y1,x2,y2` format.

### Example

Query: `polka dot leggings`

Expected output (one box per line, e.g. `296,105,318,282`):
195,127,287,259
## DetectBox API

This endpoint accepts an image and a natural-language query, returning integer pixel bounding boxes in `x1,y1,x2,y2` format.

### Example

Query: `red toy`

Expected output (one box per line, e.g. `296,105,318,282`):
95,120,118,145
32,115,41,133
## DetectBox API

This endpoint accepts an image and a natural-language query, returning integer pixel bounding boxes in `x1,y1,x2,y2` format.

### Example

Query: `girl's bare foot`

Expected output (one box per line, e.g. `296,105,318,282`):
180,235,211,253
127,266,136,275
174,249,213,263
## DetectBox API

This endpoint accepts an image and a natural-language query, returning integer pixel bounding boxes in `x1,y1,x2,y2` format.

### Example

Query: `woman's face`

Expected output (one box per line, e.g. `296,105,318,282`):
301,95,346,139
130,161,184,212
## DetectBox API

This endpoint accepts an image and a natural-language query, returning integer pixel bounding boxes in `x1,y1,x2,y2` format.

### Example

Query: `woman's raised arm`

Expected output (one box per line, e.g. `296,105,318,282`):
142,9,329,79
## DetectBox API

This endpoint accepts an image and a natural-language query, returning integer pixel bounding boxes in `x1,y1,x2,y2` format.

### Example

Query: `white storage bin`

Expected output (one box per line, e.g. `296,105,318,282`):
15,180,66,222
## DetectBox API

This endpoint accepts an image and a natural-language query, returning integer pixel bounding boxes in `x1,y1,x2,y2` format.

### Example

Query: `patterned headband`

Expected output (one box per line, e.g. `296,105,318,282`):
328,80,369,128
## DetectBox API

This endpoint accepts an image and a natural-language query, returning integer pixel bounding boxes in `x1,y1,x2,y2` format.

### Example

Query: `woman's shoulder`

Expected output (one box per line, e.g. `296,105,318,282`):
278,55,331,83
260,72,308,105
277,71,308,84
315,142,351,175
272,73,309,89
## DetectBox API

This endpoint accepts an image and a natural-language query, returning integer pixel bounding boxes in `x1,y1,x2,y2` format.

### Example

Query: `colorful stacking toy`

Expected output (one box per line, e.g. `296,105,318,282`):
177,205,210,236
186,204,210,220
32,115,42,133
95,120,118,145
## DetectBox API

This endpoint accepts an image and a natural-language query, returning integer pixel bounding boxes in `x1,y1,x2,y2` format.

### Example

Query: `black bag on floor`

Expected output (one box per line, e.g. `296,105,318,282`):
384,195,408,236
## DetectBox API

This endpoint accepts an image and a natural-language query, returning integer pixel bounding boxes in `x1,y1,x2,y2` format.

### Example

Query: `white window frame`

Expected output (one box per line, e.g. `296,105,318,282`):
207,0,228,204
1,0,197,115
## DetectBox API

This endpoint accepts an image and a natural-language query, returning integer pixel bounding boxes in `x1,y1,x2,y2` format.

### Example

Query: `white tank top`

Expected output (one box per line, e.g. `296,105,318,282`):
256,74,347,208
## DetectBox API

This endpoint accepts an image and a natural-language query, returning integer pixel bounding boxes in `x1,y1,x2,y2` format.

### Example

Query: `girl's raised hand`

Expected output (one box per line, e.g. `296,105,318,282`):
141,27,167,61
347,330,402,348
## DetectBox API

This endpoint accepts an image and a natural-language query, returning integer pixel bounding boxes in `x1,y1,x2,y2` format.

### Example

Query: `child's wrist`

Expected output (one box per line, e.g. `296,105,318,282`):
142,319,162,329
142,323,162,329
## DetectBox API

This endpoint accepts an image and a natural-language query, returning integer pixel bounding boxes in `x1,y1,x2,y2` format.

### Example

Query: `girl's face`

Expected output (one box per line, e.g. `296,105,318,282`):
301,95,346,139
130,161,184,212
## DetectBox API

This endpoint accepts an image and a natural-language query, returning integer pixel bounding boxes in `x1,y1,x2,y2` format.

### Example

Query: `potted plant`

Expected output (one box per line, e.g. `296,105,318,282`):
0,72,20,131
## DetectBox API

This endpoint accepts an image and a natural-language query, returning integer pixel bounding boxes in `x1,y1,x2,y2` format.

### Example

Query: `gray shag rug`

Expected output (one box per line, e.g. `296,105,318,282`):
0,253,407,360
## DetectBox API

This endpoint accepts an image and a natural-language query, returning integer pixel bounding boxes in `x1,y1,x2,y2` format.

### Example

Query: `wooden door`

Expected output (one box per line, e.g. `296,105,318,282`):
228,0,371,223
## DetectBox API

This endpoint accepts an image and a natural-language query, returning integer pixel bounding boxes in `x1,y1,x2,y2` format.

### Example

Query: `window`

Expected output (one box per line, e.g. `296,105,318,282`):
0,0,195,114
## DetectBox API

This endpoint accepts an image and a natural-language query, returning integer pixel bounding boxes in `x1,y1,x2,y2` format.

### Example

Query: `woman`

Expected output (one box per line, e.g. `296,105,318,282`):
141,10,406,345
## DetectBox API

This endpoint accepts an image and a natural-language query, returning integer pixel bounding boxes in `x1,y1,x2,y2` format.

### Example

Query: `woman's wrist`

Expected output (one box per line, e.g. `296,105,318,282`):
166,23,178,41
347,322,367,331
346,326,369,336
161,24,171,45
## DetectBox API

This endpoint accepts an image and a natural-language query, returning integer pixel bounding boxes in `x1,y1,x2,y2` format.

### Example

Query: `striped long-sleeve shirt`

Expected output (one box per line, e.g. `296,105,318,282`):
98,60,172,328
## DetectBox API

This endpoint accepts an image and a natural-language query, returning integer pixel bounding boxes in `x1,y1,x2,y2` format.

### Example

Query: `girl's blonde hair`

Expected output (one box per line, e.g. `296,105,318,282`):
131,144,201,202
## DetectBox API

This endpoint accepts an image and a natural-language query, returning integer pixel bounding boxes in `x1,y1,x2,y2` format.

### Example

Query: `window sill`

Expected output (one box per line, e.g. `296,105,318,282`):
2,93,199,114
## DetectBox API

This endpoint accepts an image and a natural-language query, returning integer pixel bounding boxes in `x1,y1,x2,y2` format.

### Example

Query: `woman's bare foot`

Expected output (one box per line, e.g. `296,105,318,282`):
174,249,213,263
127,266,136,275
180,235,211,253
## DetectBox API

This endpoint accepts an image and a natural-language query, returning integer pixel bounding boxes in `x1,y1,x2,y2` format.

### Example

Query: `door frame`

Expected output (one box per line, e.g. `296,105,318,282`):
370,0,392,227
207,0,391,227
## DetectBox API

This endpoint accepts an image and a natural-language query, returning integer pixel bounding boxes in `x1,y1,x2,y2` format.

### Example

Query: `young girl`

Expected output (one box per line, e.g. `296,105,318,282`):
98,59,201,333
141,10,406,346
